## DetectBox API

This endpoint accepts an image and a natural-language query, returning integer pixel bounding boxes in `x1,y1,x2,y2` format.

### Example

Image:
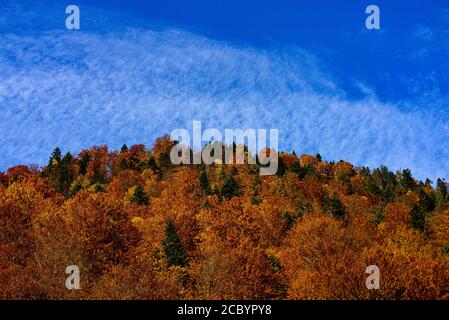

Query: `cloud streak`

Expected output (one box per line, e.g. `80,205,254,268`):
0,2,448,181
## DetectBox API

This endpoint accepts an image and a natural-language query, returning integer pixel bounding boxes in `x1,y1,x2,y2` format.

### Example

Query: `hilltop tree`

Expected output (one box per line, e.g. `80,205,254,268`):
58,152,75,195
436,178,448,210
399,169,416,191
437,178,448,199
369,166,396,202
45,148,75,195
48,147,62,167
79,153,90,175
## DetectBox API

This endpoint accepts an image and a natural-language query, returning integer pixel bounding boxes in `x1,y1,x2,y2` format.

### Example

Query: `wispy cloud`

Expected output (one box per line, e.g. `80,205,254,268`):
0,1,447,181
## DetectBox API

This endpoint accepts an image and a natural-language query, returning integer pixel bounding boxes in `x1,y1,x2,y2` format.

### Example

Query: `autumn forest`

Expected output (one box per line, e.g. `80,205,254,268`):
1,135,449,300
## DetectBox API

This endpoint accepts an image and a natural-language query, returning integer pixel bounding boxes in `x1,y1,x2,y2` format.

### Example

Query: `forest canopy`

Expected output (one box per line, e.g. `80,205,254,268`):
1,135,449,300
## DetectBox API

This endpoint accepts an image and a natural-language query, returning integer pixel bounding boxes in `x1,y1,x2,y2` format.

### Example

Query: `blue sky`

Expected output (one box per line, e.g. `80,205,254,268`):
0,0,448,181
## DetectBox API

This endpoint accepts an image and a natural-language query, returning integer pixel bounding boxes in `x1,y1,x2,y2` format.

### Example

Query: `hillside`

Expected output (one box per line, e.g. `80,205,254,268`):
1,135,449,300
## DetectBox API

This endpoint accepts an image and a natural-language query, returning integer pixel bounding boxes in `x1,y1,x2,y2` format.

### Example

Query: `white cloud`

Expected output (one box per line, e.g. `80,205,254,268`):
0,3,447,181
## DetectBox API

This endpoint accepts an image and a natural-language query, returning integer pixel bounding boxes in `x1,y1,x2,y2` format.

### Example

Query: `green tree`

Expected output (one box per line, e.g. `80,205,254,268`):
58,152,75,195
162,218,187,267
129,183,149,206
323,193,345,219
369,166,396,202
437,178,448,198
410,204,425,232
418,188,436,212
46,149,75,195
79,153,90,175
331,193,345,219
436,178,448,210
199,170,211,195
399,169,416,191
221,174,239,200
48,147,62,167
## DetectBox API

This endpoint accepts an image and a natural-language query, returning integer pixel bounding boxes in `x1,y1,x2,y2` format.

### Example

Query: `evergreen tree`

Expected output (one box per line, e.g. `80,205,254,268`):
418,188,436,212
129,183,149,205
221,174,239,200
360,166,371,177
162,218,187,267
48,147,62,167
316,153,322,162
145,155,158,171
79,153,90,175
436,178,448,210
276,155,287,176
46,149,75,195
410,204,426,232
437,178,448,200
323,193,345,219
369,166,396,202
119,158,128,170
58,152,75,195
399,169,416,191
90,164,105,185
199,170,211,195
120,144,128,153
331,193,345,219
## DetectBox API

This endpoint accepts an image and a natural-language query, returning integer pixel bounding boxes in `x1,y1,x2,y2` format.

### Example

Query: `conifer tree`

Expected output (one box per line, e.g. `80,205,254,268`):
162,218,187,267
331,193,345,219
410,203,425,232
323,193,345,219
199,170,211,195
129,183,149,205
48,147,62,167
400,169,416,191
58,152,75,195
437,178,448,200
79,153,90,175
221,174,239,200
418,188,436,212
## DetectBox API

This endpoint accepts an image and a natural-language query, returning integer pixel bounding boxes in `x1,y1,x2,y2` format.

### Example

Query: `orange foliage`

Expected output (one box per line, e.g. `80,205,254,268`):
1,139,448,300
